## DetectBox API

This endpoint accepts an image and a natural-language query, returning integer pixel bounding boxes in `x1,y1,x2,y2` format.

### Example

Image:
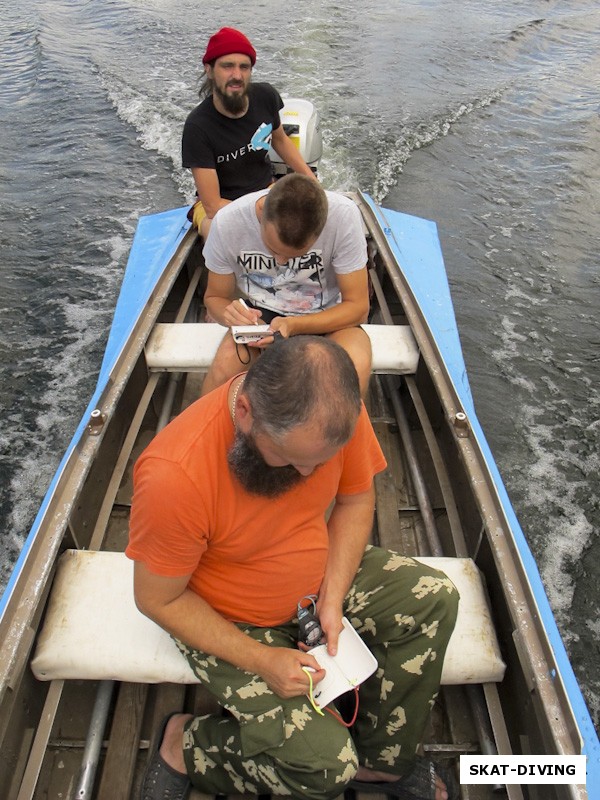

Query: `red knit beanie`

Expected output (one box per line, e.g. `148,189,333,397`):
202,27,257,65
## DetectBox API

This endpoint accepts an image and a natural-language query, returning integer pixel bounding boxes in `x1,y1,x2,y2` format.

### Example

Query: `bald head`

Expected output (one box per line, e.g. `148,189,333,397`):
243,336,361,446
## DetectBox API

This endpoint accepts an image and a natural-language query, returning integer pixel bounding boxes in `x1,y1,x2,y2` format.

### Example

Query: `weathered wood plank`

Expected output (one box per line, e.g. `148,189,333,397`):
372,419,401,550
97,682,147,800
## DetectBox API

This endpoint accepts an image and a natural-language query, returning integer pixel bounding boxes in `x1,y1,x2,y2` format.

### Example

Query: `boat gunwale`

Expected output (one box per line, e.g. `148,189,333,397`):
0,225,199,704
357,192,594,777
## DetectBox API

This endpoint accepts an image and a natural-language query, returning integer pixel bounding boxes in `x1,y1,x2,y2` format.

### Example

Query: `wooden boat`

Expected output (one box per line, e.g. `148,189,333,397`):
0,143,597,799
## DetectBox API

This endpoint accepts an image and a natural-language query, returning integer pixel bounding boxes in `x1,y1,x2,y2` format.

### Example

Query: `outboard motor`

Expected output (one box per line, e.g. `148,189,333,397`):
270,98,322,178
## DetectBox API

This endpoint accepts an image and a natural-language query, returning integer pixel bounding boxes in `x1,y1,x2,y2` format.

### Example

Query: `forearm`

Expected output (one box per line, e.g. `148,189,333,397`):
204,293,234,326
139,585,271,675
284,150,318,179
202,196,231,219
319,488,375,610
135,569,325,697
203,273,247,327
280,299,368,337
191,167,231,218
271,133,317,179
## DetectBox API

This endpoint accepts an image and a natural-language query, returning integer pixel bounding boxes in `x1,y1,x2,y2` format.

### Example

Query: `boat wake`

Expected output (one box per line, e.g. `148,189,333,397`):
0,14,42,104
372,88,506,204
100,68,195,203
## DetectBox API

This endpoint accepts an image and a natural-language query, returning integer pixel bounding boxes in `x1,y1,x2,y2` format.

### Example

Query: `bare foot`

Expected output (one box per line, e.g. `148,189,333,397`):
159,713,194,774
355,764,449,800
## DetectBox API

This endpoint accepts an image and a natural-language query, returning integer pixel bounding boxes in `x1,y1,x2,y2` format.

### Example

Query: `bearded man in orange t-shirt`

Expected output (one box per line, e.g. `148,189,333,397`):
128,336,458,800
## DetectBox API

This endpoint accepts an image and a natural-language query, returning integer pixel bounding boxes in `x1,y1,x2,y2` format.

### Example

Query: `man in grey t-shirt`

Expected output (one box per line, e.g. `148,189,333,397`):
201,174,372,396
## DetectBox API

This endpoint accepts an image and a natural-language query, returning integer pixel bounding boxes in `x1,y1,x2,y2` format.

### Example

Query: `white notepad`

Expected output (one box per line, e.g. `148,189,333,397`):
308,617,378,708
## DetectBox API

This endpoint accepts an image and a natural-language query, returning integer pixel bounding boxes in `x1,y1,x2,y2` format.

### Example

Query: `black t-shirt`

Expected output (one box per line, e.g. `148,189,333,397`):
182,82,284,200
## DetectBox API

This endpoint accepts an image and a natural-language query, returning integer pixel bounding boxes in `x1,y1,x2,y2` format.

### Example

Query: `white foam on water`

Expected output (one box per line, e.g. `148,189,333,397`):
520,422,591,621
101,70,195,202
492,309,597,629
372,88,506,203
1,238,131,587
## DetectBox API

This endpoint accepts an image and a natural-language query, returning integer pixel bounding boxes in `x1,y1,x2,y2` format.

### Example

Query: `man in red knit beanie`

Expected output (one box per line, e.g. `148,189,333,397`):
202,27,257,66
182,26,317,238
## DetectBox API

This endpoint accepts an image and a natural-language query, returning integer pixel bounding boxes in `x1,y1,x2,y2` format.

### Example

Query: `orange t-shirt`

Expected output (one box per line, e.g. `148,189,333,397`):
126,379,386,626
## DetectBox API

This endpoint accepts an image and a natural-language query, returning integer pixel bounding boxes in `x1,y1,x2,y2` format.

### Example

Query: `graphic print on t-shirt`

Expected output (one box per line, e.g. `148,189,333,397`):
216,123,273,165
250,123,272,152
237,250,326,314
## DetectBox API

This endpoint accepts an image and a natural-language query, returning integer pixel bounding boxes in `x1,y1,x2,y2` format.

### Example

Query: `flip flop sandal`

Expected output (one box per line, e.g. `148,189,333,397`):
349,758,457,800
140,712,192,800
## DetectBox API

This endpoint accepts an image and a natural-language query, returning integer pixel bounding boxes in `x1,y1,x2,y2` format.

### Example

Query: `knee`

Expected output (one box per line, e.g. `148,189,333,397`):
321,739,359,799
350,343,372,390
203,336,252,392
421,573,460,646
355,336,373,376
296,754,358,800
441,577,460,630
279,725,358,799
327,330,372,396
355,353,372,397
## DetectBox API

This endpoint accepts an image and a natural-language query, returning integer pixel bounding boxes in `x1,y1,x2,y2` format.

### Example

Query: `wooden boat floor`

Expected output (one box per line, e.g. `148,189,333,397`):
35,372,491,800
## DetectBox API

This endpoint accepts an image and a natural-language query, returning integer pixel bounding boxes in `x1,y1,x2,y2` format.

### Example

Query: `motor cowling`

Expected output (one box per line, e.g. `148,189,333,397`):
269,98,322,178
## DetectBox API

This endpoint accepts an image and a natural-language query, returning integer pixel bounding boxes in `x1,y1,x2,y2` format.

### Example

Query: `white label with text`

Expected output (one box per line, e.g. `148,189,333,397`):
460,755,586,784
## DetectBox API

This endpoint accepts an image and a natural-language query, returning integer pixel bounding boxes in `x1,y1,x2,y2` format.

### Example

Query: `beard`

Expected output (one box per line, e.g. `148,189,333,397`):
214,79,249,115
227,429,305,497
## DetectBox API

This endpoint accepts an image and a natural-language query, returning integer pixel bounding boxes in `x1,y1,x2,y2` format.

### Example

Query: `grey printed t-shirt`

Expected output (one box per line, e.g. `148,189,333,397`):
202,189,367,316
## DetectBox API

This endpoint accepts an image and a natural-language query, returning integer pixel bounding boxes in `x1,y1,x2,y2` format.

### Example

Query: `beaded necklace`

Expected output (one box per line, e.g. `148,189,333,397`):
230,375,245,423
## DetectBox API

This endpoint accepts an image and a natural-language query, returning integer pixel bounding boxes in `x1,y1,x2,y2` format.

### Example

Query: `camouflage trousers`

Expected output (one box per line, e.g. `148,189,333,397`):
177,546,459,799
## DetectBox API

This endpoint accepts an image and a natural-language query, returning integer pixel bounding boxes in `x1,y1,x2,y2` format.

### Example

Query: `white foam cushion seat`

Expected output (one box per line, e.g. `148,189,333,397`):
144,323,419,375
31,550,504,685
414,557,505,684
